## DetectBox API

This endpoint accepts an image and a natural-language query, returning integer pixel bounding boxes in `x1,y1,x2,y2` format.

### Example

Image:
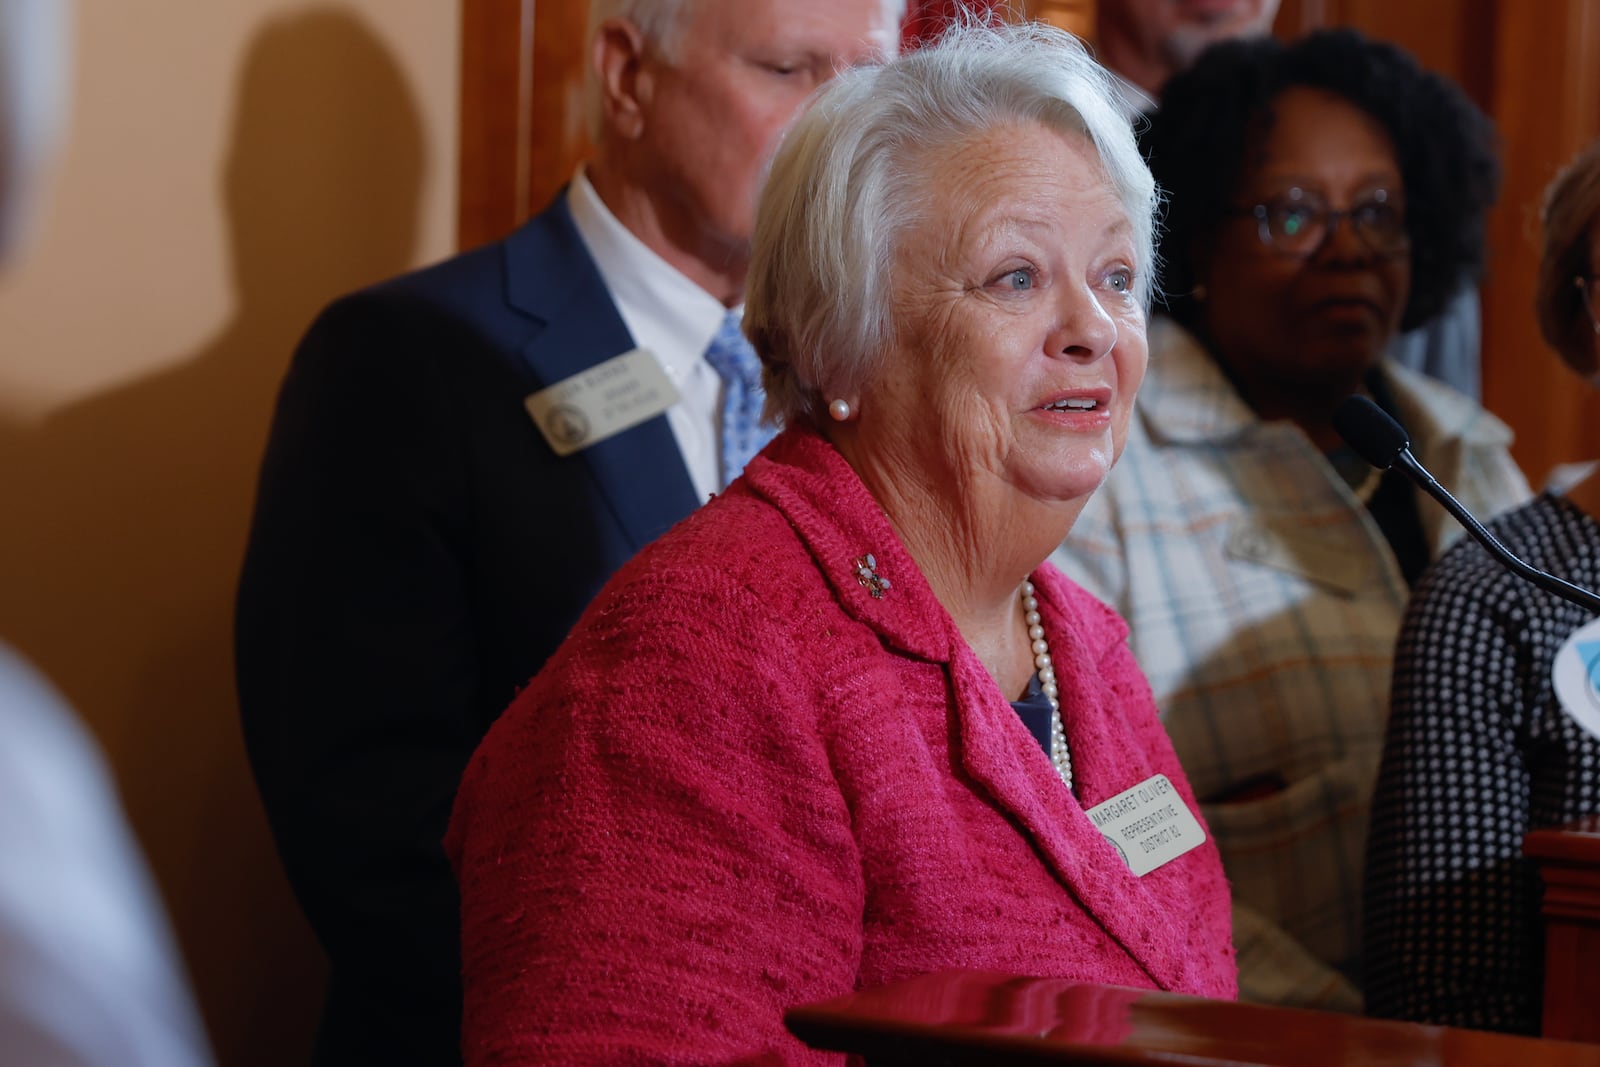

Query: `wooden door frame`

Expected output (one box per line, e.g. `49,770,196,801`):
457,0,589,251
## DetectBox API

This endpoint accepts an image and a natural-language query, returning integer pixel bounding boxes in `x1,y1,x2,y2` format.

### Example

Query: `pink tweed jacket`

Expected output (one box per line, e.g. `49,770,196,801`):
446,425,1237,1065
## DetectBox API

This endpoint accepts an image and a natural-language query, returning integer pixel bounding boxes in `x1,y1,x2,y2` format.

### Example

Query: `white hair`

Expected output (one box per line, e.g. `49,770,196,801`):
745,19,1158,424
585,0,689,58
583,0,907,143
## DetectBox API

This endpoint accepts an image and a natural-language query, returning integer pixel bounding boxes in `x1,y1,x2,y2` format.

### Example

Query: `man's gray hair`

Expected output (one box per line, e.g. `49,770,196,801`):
745,20,1158,425
584,0,907,143
583,0,688,141
585,0,689,59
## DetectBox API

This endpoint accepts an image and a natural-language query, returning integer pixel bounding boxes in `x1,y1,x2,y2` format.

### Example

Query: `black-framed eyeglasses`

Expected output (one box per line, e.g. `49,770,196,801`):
1229,187,1409,259
1575,274,1600,329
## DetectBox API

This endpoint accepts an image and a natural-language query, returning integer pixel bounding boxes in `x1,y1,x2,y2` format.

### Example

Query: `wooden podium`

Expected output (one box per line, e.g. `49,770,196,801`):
787,969,1600,1065
1526,815,1600,1043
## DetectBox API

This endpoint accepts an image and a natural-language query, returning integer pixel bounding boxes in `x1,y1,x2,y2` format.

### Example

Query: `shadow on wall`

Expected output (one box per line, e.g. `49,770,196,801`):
0,8,425,1065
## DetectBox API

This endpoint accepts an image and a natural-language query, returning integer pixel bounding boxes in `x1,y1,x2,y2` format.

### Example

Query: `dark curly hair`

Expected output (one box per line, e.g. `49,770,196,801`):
1145,28,1500,333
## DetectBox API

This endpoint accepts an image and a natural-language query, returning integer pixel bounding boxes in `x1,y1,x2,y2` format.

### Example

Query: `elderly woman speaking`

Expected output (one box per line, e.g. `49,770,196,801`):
447,22,1236,1064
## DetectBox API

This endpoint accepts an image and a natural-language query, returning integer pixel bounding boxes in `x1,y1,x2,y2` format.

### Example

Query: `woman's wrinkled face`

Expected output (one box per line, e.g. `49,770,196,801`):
859,120,1147,511
1197,85,1410,396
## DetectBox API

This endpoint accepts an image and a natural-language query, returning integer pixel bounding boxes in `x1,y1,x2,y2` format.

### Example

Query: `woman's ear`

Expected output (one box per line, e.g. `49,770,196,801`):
592,17,651,142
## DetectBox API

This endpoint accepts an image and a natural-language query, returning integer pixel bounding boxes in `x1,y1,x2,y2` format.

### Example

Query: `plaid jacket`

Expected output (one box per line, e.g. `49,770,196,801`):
1051,318,1531,1011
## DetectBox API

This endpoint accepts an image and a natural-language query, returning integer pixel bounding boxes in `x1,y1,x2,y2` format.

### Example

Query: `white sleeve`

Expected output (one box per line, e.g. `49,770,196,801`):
0,644,214,1067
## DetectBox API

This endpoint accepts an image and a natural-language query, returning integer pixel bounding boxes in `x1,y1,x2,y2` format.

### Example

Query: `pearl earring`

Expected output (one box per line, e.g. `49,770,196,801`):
828,398,852,421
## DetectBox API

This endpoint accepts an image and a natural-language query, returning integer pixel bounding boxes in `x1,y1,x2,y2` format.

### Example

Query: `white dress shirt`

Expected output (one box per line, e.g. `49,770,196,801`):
566,170,728,502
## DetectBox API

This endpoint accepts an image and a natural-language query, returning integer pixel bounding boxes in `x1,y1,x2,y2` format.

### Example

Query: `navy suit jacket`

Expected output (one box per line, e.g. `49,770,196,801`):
236,195,702,1066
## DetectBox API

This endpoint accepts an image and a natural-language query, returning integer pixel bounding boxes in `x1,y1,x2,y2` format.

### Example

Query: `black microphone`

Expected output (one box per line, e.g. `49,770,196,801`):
1333,395,1600,614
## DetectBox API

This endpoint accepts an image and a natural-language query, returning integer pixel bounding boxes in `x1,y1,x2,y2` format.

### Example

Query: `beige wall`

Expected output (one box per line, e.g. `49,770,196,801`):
0,1,459,1063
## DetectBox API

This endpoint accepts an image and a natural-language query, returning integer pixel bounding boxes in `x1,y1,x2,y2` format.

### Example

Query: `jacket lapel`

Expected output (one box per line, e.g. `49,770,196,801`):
744,431,1204,992
944,577,1202,994
502,194,701,551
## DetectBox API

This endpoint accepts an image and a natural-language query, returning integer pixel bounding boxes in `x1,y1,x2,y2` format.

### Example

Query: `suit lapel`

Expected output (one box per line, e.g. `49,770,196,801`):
502,195,702,551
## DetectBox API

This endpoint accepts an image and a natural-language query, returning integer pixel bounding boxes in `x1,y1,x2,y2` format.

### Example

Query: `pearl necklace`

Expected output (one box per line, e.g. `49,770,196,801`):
1022,580,1072,790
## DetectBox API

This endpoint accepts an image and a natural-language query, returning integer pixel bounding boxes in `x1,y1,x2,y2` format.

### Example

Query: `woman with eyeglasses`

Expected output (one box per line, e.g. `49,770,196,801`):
1363,139,1600,1035
1050,28,1530,1014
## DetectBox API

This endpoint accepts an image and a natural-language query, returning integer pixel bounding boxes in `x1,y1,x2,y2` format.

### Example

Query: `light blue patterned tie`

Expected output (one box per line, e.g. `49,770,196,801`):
703,310,776,488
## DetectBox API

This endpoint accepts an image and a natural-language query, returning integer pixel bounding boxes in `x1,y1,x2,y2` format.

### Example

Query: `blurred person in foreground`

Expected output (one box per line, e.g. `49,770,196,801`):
1050,29,1530,1011
1364,139,1600,1034
0,0,213,1063
447,20,1237,1065
235,1,900,1061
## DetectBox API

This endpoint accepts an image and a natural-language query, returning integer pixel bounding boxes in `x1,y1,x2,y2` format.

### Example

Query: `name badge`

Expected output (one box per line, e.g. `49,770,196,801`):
1552,616,1600,742
1085,774,1206,876
524,348,680,456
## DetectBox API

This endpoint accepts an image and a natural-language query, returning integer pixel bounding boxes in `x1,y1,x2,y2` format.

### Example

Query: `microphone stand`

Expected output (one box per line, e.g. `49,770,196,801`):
1395,448,1600,614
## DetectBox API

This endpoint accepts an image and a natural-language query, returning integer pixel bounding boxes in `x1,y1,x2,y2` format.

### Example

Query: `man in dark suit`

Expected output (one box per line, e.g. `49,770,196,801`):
235,1,901,1063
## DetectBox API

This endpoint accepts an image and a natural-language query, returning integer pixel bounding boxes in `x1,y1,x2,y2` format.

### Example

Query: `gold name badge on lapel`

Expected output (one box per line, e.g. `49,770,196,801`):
1085,774,1206,877
524,348,681,456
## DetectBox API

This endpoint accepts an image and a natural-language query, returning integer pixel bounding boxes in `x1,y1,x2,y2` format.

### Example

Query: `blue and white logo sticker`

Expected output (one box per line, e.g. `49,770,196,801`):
1552,616,1600,741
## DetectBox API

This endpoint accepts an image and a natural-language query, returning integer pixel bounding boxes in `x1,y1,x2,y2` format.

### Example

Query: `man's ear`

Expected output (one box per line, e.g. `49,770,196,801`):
592,17,651,141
